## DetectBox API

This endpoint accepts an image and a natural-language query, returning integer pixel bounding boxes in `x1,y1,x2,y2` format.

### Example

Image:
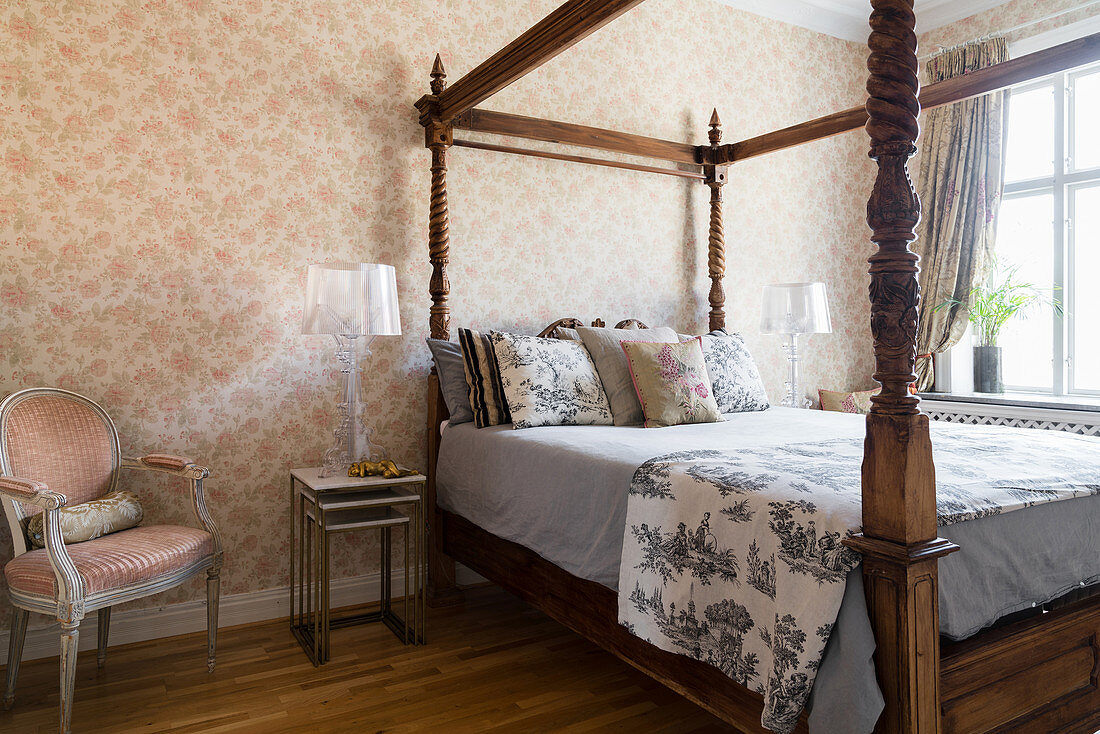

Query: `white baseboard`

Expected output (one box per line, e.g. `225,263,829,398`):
1,565,486,663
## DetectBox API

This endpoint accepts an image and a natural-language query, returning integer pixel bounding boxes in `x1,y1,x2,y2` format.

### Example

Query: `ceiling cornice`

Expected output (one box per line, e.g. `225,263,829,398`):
715,0,1015,43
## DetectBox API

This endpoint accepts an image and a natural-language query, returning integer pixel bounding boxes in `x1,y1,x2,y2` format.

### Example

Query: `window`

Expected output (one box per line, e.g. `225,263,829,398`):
958,62,1100,396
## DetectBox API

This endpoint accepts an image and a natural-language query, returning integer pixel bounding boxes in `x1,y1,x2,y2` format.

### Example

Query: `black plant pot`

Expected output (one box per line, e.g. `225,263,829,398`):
973,346,1003,394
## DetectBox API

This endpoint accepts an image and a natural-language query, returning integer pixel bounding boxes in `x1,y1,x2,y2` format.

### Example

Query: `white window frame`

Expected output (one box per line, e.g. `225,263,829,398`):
937,60,1100,397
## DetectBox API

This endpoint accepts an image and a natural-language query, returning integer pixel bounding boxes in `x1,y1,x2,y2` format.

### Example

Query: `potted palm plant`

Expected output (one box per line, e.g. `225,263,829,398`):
937,259,1062,393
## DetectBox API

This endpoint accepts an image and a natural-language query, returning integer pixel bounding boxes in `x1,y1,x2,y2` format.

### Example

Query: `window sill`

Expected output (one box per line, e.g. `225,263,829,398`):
920,391,1100,413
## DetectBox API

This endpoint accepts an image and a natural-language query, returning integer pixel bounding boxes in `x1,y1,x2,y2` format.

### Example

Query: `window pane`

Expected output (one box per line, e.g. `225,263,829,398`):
1072,185,1100,391
1004,85,1055,182
1073,70,1100,171
995,194,1054,390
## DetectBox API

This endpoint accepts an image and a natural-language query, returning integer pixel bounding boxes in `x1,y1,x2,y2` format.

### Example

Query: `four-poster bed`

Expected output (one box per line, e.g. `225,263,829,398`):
414,2,1100,732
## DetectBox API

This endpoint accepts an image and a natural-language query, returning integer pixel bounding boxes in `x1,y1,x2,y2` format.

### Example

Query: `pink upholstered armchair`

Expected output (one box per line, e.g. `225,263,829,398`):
0,388,223,734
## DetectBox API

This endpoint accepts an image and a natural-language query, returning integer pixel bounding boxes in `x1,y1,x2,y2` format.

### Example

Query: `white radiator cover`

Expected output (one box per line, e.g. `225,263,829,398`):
922,398,1100,437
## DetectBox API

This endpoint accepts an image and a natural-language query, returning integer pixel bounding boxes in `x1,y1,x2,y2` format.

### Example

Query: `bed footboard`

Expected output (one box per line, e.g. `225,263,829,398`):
941,592,1100,733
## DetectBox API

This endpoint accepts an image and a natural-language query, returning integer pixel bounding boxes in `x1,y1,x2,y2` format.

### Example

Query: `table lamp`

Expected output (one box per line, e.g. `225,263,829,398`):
760,282,832,409
303,263,401,477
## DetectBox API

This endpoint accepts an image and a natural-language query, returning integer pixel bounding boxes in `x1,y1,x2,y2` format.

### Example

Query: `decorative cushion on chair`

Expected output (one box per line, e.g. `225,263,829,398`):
5,525,213,598
25,489,143,548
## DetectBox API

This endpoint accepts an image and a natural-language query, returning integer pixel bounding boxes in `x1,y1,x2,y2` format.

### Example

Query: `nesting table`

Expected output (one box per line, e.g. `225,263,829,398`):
289,467,426,665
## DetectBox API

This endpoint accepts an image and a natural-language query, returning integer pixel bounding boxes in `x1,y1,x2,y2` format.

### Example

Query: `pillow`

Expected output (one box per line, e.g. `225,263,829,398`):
488,331,613,429
576,326,679,426
554,326,580,341
426,339,474,425
26,489,143,548
620,338,722,428
696,330,770,414
458,328,511,428
819,388,879,414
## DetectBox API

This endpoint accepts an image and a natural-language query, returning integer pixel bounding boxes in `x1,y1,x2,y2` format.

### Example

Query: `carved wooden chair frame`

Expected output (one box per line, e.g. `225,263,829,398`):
0,387,223,734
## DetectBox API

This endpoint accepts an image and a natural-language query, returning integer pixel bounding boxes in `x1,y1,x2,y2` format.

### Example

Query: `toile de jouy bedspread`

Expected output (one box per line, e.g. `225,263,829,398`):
618,424,1100,734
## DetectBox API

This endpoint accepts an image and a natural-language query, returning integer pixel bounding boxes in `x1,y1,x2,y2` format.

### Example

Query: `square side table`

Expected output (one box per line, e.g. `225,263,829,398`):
289,467,426,665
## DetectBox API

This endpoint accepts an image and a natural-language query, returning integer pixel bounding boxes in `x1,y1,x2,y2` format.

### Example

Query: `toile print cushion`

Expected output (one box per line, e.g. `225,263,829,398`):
488,331,613,429
620,337,722,428
26,489,144,548
696,329,770,414
819,387,879,414
458,328,512,428
576,325,679,426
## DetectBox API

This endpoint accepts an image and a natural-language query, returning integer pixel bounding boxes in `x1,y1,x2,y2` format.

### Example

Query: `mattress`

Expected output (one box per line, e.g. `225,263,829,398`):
435,407,1100,733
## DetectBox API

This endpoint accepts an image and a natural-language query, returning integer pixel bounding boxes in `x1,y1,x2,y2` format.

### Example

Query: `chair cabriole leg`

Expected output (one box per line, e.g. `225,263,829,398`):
3,607,29,710
59,621,79,734
97,607,111,669
207,568,220,672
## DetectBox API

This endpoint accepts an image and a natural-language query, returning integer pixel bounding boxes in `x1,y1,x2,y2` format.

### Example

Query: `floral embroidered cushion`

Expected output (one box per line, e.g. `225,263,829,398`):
620,338,722,428
458,328,512,428
26,489,144,548
488,331,613,429
695,329,770,414
818,387,879,414
576,326,679,426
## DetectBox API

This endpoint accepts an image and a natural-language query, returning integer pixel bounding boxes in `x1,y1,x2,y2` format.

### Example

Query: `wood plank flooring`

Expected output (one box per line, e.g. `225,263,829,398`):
0,586,730,732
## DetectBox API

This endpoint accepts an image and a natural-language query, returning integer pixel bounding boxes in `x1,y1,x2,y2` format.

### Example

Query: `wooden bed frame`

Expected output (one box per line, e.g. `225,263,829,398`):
414,2,1100,732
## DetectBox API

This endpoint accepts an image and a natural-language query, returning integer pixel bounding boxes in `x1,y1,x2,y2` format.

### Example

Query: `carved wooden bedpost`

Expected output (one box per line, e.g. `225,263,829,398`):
425,55,453,341
704,109,728,332
844,2,958,732
416,54,463,607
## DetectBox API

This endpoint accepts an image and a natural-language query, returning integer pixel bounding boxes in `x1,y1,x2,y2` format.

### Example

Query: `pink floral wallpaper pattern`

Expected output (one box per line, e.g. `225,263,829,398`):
0,0,882,630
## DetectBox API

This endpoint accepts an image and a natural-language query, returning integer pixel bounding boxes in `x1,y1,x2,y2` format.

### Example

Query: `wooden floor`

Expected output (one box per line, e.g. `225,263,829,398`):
0,586,729,733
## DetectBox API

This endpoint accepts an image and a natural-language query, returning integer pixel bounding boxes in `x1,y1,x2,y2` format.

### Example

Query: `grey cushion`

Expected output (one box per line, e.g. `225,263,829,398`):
576,326,679,426
427,339,474,425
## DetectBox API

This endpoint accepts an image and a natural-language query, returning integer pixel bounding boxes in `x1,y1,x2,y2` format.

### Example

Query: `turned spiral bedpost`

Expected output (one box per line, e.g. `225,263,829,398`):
845,3,957,732
704,109,728,333
416,54,463,608
425,54,453,341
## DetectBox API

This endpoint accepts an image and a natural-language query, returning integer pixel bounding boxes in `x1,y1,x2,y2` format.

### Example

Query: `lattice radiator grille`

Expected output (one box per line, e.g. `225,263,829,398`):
925,409,1100,436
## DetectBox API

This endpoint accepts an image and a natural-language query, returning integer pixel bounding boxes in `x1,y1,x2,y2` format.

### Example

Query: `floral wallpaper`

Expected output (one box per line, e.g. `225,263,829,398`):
0,0,876,632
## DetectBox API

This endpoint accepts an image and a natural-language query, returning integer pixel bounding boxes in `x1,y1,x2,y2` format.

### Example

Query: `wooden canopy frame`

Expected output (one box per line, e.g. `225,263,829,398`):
415,2,1100,732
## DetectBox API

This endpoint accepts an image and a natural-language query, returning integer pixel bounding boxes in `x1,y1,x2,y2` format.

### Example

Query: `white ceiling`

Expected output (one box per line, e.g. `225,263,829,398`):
716,0,1015,42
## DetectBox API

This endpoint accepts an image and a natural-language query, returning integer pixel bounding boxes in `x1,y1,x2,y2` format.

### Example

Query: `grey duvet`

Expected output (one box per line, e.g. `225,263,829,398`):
435,407,1100,733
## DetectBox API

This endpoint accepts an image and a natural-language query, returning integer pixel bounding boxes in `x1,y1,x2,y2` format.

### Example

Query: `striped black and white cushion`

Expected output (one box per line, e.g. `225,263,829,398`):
458,328,512,428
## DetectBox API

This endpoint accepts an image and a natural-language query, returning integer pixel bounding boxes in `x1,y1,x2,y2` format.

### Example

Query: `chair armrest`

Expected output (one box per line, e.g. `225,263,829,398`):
0,476,56,505
121,455,222,564
122,454,210,480
0,476,84,621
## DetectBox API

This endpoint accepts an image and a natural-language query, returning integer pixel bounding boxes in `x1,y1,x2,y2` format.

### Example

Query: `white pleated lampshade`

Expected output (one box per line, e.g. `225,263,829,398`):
760,282,832,335
301,263,401,336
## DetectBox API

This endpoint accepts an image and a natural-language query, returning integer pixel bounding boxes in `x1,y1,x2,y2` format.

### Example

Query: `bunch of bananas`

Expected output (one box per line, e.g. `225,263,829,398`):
348,459,418,479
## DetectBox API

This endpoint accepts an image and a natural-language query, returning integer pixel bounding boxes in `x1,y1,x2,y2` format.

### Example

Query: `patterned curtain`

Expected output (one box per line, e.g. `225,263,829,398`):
914,37,1009,391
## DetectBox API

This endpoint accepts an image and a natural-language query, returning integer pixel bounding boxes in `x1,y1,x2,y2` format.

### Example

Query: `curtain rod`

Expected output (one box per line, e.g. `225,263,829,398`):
919,1,1100,60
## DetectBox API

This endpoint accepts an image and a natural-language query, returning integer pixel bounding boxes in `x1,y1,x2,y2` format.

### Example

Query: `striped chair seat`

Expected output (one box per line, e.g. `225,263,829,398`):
5,525,213,598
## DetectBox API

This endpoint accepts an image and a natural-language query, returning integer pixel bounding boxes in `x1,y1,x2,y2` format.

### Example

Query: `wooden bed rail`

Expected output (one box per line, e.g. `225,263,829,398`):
451,138,706,180
434,0,649,121
454,108,700,164
713,30,1100,164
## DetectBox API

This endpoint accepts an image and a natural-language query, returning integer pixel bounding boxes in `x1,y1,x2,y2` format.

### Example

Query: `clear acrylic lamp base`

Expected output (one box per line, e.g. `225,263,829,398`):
319,335,388,478
779,334,813,409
